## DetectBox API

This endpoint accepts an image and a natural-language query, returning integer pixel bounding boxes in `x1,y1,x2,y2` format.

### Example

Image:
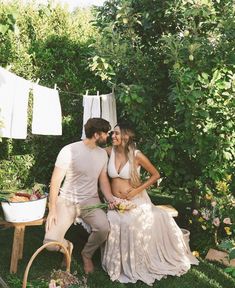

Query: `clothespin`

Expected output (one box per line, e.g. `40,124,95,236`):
6,64,12,71
86,90,88,96
32,78,40,89
112,86,115,94
54,83,57,90
97,90,99,97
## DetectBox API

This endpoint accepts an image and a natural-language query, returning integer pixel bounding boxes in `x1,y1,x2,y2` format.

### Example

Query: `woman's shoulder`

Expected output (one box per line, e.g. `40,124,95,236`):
135,149,147,165
134,149,141,156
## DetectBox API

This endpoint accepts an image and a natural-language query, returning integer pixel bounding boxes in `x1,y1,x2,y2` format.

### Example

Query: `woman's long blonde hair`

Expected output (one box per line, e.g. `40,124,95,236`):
115,122,141,188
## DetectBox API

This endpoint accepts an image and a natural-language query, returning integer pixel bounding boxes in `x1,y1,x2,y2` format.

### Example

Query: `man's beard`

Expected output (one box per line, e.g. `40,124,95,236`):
96,138,107,146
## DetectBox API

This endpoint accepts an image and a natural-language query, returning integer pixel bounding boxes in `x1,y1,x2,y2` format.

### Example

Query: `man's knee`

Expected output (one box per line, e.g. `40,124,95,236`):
96,221,110,239
43,238,60,252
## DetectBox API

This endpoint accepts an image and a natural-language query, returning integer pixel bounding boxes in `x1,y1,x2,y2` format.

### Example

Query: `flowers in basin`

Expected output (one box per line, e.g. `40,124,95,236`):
0,183,47,203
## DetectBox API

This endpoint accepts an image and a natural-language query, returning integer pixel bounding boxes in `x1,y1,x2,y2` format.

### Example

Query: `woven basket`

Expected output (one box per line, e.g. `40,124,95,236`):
22,241,71,288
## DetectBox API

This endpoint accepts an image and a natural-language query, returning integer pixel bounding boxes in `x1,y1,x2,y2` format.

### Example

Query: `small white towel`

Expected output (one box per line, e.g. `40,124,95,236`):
0,67,30,139
101,93,117,130
32,84,62,135
81,95,100,139
74,217,91,234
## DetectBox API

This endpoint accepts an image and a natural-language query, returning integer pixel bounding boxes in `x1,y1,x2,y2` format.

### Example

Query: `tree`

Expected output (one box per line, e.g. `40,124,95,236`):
0,2,105,186
91,0,235,218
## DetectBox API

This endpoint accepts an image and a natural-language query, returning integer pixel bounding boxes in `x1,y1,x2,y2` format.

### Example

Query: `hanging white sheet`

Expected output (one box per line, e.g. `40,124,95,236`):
0,67,31,139
32,84,62,135
101,92,117,130
81,95,101,139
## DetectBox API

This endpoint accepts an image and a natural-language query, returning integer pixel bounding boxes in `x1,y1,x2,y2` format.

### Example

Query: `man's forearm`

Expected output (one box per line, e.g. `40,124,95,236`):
99,177,114,202
102,188,114,202
48,185,60,212
48,167,66,211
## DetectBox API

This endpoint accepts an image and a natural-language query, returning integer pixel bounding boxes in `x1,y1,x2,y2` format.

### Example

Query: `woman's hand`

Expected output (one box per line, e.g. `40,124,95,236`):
126,188,141,200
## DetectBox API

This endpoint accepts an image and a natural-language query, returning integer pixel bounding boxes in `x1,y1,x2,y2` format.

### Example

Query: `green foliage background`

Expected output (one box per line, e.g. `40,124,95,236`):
0,1,108,188
89,0,235,246
92,0,235,200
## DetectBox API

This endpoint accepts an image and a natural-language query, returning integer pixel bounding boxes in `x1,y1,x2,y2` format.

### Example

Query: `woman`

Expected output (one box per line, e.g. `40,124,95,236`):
102,122,199,286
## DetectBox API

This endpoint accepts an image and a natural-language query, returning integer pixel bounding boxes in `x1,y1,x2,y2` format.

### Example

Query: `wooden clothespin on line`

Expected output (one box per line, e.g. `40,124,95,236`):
86,90,88,96
31,78,40,89
97,90,99,97
54,83,57,90
6,64,12,71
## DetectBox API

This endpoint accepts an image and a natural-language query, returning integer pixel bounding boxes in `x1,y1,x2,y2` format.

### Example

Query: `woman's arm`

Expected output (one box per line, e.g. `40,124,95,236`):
126,151,160,200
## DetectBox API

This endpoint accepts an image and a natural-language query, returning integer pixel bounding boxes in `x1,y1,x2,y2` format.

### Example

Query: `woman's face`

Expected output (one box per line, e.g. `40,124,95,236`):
111,126,122,146
112,126,130,147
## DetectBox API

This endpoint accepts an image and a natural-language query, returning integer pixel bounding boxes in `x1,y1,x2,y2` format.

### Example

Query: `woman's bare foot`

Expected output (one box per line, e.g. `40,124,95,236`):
82,254,94,274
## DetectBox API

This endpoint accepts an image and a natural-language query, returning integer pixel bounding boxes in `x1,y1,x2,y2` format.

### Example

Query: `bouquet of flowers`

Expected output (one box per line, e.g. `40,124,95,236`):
82,198,137,213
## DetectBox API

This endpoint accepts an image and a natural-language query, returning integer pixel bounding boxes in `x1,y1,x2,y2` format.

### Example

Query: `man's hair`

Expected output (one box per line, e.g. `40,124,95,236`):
85,118,111,138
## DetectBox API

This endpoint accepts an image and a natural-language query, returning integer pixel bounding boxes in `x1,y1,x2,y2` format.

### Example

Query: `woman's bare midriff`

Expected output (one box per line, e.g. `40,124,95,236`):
111,178,133,199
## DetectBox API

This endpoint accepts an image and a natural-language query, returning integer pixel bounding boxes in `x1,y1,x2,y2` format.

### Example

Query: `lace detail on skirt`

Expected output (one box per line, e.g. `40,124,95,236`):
102,190,199,286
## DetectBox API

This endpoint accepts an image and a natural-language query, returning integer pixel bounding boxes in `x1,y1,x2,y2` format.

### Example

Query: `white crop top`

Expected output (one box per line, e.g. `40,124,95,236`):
107,148,140,179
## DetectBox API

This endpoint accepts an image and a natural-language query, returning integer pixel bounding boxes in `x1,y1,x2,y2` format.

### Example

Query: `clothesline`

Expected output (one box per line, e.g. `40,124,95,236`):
1,65,115,98
0,67,62,138
0,66,117,139
58,89,82,96
57,87,115,97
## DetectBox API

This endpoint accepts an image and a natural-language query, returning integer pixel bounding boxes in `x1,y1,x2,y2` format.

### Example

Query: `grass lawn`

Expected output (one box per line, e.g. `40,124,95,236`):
0,222,235,288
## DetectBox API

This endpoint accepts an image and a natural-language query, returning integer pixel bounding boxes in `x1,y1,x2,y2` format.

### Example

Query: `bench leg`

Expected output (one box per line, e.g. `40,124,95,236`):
18,226,25,259
10,225,25,273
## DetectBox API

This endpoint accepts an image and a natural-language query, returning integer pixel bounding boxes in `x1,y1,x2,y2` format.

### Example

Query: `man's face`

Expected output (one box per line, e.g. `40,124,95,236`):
95,131,110,146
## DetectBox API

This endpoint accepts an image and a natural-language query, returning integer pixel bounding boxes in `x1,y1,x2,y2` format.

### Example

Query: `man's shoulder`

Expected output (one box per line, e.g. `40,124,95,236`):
96,146,108,157
63,141,81,149
59,141,81,153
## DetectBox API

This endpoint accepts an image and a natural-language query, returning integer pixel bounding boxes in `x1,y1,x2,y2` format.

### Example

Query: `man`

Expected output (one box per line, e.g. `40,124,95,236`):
44,118,115,274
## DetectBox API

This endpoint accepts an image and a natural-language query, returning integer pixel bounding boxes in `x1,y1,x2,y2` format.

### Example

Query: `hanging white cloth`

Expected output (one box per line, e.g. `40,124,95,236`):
0,67,31,139
101,92,117,130
32,84,62,135
81,95,100,139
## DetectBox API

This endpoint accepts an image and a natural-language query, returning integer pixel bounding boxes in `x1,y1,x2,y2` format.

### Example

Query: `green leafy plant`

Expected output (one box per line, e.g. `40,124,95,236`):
218,239,235,278
0,190,14,202
92,0,235,250
0,154,35,190
0,182,47,203
190,175,235,245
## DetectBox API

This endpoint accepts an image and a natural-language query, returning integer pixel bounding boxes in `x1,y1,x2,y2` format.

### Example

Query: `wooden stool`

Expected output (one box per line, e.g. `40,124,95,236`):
0,217,46,274
155,204,178,217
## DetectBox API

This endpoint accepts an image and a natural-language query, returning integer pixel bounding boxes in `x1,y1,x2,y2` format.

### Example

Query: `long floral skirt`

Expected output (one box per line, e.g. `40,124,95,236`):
102,190,199,286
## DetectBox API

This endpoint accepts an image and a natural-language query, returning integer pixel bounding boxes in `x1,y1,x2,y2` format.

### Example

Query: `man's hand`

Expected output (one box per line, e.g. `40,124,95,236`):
46,166,66,231
46,208,57,231
107,199,117,210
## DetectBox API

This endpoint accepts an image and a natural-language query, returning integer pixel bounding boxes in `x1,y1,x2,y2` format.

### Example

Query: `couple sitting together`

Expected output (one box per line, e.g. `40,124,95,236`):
44,118,198,286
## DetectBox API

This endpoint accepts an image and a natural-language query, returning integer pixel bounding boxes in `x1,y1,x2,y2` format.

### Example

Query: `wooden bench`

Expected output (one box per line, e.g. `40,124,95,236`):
0,205,177,274
155,204,178,217
0,217,46,273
